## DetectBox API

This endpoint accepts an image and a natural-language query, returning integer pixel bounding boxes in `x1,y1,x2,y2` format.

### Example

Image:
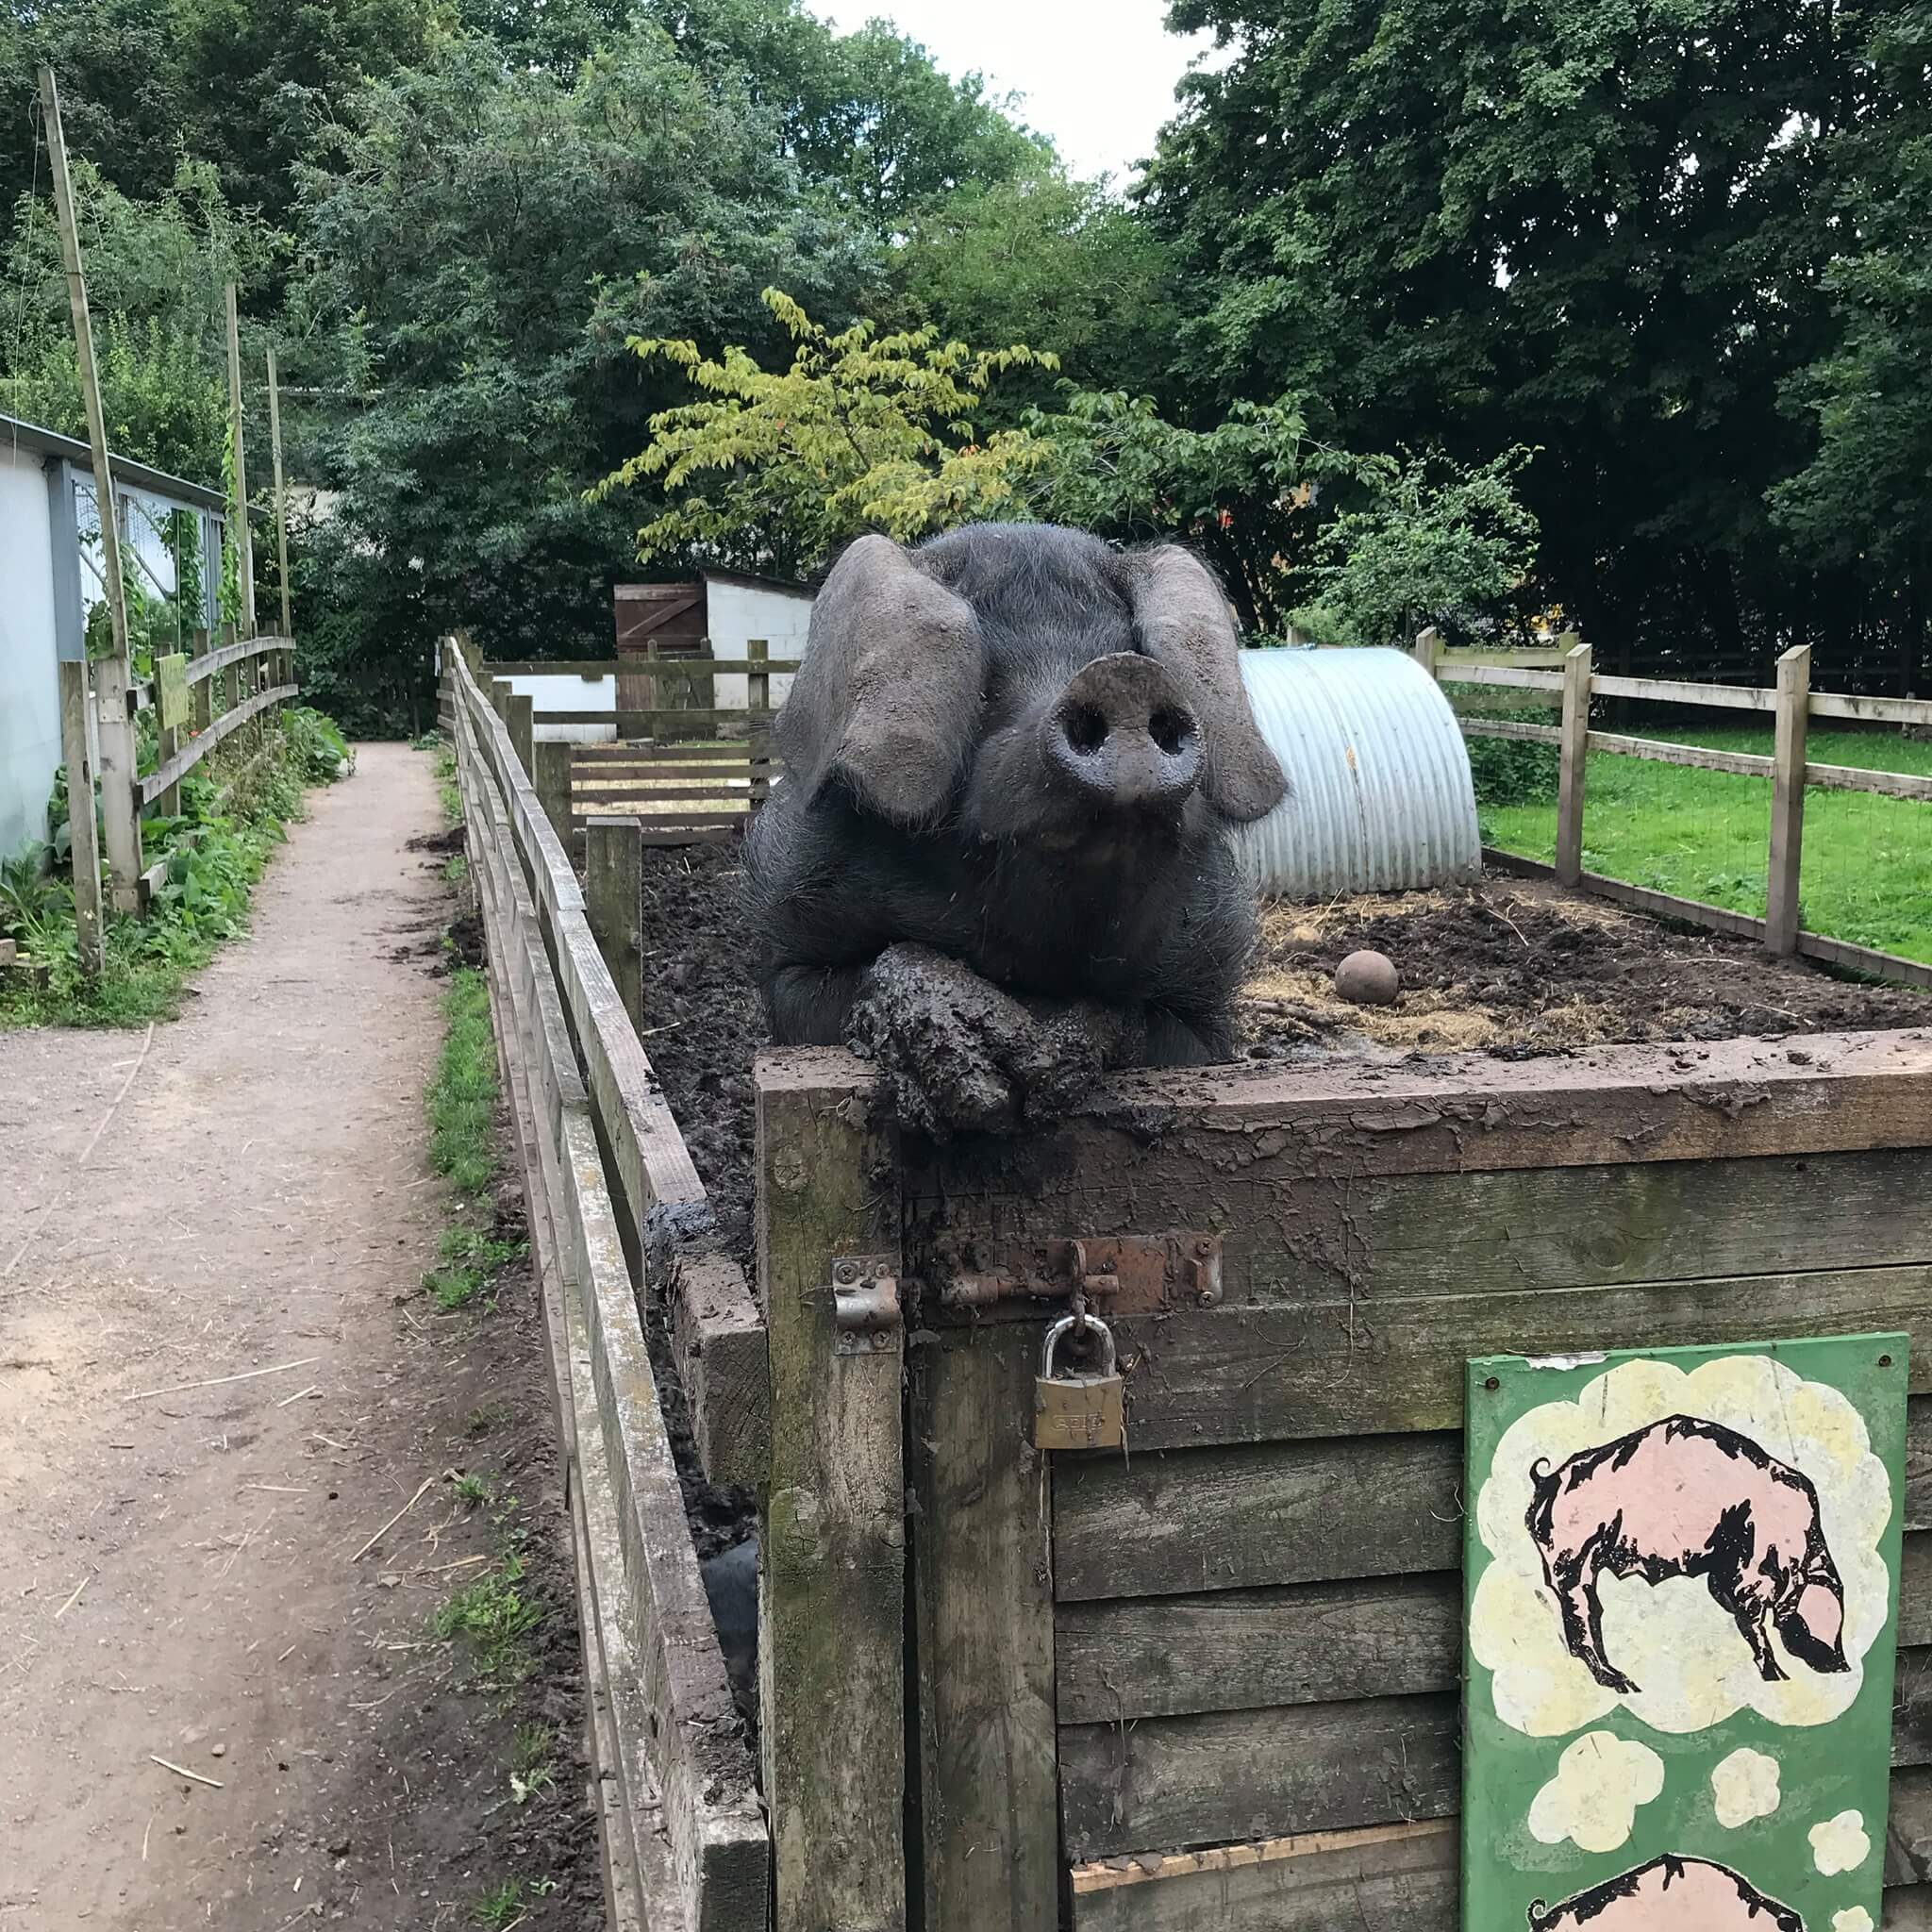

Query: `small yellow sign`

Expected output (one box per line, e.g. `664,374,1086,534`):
157,654,190,732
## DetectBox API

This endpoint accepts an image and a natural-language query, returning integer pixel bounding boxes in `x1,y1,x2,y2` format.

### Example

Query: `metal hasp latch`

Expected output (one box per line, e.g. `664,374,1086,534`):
830,1254,901,1356
939,1231,1223,1315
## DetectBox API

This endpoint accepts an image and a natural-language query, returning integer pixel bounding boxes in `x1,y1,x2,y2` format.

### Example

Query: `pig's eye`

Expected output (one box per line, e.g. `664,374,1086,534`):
1150,708,1191,756
1064,704,1108,756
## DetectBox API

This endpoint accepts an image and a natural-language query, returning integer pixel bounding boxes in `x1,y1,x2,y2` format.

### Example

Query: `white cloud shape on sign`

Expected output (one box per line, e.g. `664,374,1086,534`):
1811,1809,1872,1875
1710,1746,1782,1826
1470,1355,1893,1738
1833,1909,1875,1932
1527,1731,1664,1852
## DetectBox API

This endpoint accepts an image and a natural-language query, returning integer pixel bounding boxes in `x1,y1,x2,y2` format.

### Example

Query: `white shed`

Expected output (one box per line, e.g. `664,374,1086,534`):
0,414,225,858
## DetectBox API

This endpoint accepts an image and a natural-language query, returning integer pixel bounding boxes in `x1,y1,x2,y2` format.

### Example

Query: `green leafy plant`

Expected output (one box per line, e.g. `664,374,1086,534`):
426,969,499,1195
425,1224,524,1311
433,1554,543,1683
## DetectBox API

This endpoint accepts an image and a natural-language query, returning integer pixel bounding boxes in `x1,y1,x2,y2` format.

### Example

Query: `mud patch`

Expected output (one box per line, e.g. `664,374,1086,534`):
1243,875,1925,1058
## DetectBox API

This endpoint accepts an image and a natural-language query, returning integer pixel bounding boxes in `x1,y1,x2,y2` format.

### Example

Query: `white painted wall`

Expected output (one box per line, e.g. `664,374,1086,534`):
704,579,812,711
504,671,619,745
0,446,61,858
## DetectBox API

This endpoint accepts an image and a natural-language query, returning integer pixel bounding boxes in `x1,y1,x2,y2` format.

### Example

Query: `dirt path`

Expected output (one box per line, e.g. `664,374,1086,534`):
0,744,598,1931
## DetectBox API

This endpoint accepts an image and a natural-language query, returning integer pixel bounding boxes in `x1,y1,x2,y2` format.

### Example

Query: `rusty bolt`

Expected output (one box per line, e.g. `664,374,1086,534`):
1196,1289,1217,1308
834,1259,859,1286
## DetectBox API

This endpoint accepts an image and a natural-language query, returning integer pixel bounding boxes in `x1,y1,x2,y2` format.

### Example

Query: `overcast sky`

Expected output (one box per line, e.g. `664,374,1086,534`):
812,1,1219,183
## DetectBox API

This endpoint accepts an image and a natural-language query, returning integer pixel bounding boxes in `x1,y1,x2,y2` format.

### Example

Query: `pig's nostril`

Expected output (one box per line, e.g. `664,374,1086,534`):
1063,704,1108,756
1149,708,1192,757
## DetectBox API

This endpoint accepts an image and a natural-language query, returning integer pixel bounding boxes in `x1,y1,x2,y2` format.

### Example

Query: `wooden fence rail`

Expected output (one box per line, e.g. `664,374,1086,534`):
1418,628,1932,991
445,638,769,1932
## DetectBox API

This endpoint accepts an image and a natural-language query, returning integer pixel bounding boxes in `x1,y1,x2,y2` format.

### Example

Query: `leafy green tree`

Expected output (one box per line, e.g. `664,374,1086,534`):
1147,0,1857,662
285,27,875,702
891,158,1177,408
1773,4,1932,592
1290,449,1540,648
595,288,1058,575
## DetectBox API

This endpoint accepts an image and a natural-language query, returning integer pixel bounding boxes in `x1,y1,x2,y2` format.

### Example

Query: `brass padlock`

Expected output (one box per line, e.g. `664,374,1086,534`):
1034,1313,1126,1451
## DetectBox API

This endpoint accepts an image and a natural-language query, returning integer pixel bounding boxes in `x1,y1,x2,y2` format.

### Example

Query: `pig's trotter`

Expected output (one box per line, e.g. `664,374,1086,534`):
847,944,1141,1138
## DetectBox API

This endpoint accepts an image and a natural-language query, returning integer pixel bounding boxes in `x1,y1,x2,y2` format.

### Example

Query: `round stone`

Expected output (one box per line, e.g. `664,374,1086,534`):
1335,948,1400,1007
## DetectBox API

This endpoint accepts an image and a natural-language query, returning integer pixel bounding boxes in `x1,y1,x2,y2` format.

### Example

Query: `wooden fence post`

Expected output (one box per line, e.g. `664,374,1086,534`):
1555,635,1593,887
154,653,188,818
1766,643,1812,957
42,63,141,914
508,692,535,783
533,741,575,850
583,817,643,1036
1412,625,1442,681
747,638,772,805
58,659,105,975
757,1060,906,1932
191,626,211,738
265,339,292,647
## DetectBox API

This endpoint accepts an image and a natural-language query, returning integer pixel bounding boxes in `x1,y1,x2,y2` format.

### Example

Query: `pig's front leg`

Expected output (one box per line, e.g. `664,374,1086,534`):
846,943,1143,1139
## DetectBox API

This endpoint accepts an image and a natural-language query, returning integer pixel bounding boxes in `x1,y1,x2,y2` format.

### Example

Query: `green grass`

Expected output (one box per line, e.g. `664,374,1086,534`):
452,1472,494,1509
510,1722,558,1805
433,1552,544,1684
435,741,462,825
1480,726,1932,967
471,1878,530,1927
425,1224,525,1310
427,968,499,1193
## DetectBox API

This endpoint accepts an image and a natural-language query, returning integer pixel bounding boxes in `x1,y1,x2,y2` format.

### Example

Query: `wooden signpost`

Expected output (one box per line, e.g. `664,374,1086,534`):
1464,1336,1907,1932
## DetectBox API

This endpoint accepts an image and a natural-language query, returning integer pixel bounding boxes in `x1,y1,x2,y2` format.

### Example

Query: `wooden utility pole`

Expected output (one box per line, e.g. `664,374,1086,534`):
265,340,291,641
225,282,257,639
40,64,142,914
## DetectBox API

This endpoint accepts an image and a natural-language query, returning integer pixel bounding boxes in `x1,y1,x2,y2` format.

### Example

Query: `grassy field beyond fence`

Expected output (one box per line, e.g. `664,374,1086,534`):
1478,726,1932,967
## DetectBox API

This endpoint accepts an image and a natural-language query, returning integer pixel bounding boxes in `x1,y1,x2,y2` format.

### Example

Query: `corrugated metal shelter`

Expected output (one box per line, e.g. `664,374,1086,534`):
1234,644,1481,899
0,412,225,858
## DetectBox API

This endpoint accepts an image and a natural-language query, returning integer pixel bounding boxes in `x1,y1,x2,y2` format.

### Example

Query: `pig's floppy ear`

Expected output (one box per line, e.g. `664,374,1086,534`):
1127,545,1287,822
778,534,984,823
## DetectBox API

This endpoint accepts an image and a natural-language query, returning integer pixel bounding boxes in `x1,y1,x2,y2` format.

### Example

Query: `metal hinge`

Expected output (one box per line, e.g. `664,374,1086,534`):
830,1255,901,1355
937,1232,1222,1316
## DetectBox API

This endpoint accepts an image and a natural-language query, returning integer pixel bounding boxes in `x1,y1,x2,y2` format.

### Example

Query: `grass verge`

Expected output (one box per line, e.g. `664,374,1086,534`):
0,707,352,1029
428,969,500,1193
1479,725,1932,967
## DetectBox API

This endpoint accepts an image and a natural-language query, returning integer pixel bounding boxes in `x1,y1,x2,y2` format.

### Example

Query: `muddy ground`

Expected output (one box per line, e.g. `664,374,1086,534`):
632,856,1927,1224
0,745,600,1932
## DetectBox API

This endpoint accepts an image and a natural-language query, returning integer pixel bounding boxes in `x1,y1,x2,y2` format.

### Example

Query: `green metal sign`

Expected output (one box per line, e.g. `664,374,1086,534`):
1464,1336,1907,1931
156,652,190,732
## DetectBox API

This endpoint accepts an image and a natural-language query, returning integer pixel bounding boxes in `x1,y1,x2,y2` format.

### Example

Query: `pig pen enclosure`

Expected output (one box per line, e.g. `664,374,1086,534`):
443,637,1932,1932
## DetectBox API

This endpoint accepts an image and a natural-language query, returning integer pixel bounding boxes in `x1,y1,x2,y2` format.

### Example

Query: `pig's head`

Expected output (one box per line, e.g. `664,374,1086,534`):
776,527,1286,854
1774,1544,1849,1675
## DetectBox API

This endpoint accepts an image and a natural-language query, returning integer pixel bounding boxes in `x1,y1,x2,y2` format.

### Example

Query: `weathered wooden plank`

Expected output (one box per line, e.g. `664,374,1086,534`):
1813,691,1932,727
909,1033,1932,1227
136,682,298,805
1059,1541,1932,1721
916,1141,1932,1321
1063,1657,1932,1863
1059,1691,1460,1860
1070,1820,1457,1932
1806,760,1932,803
183,633,291,686
1588,729,1773,776
572,808,752,829
575,742,771,763
912,1328,1060,1932
1058,1402,1932,1602
1083,1263,1932,1447
478,658,617,677
1069,1770,1932,1930
1798,929,1932,992
1461,717,1561,744
1435,662,1565,691
1590,672,1774,710
668,1250,768,1490
640,827,738,845
585,818,644,1034
758,1057,906,1932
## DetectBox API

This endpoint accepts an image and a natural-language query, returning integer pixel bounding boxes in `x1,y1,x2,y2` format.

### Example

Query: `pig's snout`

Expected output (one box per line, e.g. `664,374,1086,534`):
1045,653,1202,811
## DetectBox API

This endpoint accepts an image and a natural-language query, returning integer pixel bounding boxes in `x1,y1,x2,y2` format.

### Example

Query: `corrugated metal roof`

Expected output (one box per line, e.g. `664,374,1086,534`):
1233,645,1481,899
0,410,225,511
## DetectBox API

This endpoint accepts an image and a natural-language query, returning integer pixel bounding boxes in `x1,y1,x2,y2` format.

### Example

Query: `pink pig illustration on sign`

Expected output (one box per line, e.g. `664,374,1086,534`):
1527,1854,1804,1929
1525,1414,1850,1694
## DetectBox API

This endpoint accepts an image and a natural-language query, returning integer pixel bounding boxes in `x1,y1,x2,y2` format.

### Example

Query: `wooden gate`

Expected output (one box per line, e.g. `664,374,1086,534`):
837,1034,1932,1931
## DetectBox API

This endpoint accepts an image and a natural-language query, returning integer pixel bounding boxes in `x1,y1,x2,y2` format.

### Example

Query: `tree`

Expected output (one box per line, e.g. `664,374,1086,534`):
1146,0,1865,668
595,288,1058,575
284,27,875,698
891,158,1178,410
1773,5,1932,597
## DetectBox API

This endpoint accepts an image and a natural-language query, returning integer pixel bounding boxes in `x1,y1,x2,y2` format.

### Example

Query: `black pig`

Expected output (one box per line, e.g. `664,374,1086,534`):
745,525,1288,1136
